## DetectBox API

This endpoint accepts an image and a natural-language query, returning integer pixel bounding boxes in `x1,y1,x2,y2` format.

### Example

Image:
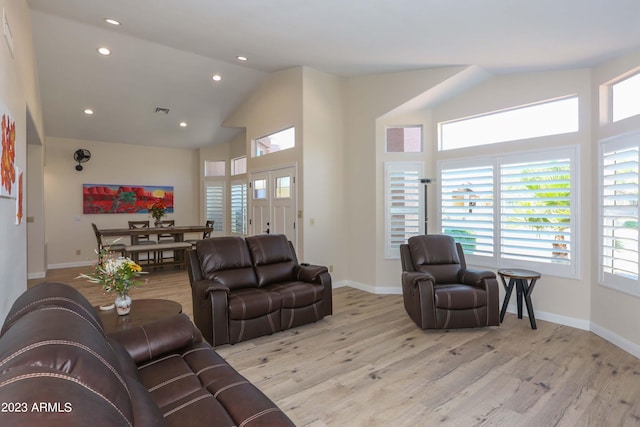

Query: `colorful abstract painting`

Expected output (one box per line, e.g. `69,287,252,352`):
1,104,16,198
82,184,174,214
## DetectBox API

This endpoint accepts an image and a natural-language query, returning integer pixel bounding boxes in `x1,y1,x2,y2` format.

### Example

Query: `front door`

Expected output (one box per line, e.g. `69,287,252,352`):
249,166,297,247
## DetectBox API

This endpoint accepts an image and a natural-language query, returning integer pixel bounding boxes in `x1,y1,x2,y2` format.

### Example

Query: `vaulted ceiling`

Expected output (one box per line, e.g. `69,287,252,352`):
26,0,640,149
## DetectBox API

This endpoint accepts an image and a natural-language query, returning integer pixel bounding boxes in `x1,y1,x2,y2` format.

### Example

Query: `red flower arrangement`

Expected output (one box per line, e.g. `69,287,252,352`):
148,200,166,221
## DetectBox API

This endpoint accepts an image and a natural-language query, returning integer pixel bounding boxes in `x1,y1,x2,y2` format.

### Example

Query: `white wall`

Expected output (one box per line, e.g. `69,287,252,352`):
43,137,199,268
0,0,43,321
27,142,45,277
301,67,345,277
590,50,640,354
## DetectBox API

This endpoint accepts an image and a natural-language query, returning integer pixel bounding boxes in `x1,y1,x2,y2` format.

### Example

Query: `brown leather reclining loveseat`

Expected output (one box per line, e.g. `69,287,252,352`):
0,282,295,427
187,234,332,347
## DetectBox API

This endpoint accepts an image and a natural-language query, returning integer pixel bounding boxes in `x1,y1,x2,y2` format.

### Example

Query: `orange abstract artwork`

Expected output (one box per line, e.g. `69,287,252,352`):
1,109,16,198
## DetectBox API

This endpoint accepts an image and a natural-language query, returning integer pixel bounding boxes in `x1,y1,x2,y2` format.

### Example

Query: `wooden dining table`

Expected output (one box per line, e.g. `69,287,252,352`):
98,224,213,268
99,225,212,244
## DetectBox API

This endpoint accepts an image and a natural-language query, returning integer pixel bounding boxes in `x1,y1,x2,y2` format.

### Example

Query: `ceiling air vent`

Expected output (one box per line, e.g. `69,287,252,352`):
154,107,170,114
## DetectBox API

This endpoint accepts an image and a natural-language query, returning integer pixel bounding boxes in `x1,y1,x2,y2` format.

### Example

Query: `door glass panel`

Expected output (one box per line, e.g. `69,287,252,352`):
275,176,291,199
254,179,267,199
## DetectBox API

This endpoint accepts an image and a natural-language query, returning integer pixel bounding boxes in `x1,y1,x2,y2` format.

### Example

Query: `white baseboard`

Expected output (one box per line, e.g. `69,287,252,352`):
590,322,640,359
503,303,591,331
27,272,46,280
48,260,94,270
334,280,402,295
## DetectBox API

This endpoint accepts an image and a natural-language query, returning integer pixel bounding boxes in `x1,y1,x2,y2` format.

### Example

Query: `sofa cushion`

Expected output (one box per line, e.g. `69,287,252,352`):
408,235,461,284
246,234,296,287
138,342,292,426
109,340,168,426
266,281,324,308
434,284,488,309
228,288,282,320
1,281,104,336
196,237,258,290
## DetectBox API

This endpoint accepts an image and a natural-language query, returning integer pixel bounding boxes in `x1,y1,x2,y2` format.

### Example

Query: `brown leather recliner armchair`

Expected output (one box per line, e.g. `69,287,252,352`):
400,234,500,329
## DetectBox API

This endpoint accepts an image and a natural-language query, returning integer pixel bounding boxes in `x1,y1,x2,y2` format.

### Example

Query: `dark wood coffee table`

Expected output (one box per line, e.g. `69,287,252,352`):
96,298,182,334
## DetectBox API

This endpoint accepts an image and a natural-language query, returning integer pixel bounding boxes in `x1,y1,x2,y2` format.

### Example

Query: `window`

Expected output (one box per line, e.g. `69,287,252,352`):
500,157,572,265
384,162,424,259
252,127,295,157
204,160,225,177
275,176,291,198
441,163,494,257
612,72,640,122
231,156,246,175
204,181,224,232
386,126,422,152
439,97,579,151
439,147,577,277
230,181,247,235
600,134,640,294
253,178,267,199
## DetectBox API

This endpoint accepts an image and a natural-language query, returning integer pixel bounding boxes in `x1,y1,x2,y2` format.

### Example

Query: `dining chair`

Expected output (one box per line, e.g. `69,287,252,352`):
90,223,126,263
127,220,156,264
156,220,176,243
156,219,176,264
186,220,214,246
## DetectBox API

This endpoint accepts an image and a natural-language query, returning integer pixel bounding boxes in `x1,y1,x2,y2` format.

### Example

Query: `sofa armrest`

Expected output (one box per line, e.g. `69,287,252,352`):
295,264,329,282
109,313,201,364
402,271,435,288
459,269,496,287
191,279,230,299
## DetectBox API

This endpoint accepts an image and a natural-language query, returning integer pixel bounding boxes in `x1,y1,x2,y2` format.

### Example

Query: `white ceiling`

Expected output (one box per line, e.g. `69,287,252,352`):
26,0,640,149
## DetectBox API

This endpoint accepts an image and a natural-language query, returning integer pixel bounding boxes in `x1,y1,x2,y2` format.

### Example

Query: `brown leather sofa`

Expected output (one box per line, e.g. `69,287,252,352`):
0,282,295,427
187,234,332,347
400,234,500,329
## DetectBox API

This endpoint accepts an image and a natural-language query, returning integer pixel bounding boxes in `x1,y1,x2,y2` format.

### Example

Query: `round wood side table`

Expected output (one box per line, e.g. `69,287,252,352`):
498,269,541,330
95,298,182,334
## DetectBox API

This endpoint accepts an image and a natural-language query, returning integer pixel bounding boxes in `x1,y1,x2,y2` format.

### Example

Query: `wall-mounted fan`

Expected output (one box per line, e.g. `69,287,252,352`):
73,149,91,171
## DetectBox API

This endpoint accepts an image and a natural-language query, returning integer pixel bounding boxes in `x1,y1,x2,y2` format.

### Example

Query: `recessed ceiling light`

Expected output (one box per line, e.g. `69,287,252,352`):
236,56,248,61
212,74,222,81
179,122,188,127
97,47,111,56
105,18,120,26
84,109,94,115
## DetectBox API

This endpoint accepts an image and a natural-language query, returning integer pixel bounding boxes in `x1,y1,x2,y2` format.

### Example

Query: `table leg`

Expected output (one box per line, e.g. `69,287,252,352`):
499,278,515,323
516,279,524,319
523,278,538,330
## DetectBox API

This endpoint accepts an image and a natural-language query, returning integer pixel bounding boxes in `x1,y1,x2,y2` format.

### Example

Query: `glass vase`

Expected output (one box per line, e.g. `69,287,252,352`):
115,292,132,316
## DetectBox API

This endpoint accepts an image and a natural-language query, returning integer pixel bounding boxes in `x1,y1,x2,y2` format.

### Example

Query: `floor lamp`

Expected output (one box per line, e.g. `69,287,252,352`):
420,178,434,234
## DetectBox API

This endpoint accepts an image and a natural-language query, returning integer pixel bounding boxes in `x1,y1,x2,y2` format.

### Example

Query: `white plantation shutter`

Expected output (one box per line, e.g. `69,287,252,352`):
439,147,577,277
500,158,572,265
440,164,495,257
204,181,224,232
230,181,247,234
385,162,424,258
601,135,640,293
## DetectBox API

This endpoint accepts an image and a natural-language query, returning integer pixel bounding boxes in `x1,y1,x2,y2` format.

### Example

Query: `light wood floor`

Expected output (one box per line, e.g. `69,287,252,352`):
29,267,640,426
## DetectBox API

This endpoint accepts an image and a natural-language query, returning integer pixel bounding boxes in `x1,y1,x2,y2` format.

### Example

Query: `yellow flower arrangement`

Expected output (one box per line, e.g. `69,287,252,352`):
77,251,146,295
